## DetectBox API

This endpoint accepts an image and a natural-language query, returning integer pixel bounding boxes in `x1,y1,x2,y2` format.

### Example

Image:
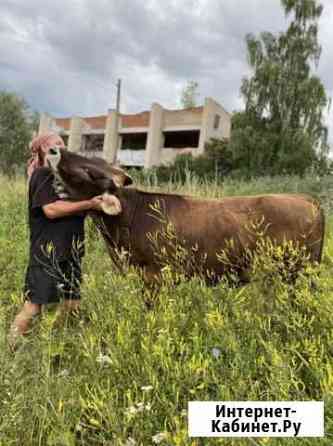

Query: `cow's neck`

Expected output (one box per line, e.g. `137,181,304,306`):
93,187,185,230
114,188,142,226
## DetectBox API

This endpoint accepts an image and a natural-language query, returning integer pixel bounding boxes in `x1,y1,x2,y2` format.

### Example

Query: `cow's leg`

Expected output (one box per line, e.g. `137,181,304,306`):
8,302,42,350
142,268,161,309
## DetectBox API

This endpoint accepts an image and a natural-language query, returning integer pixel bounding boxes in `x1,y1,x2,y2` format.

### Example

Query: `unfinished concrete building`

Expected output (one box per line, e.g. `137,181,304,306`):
38,97,231,169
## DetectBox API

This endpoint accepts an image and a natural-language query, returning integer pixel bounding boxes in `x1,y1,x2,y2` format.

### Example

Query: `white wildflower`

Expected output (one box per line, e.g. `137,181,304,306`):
126,402,151,416
212,347,221,359
152,432,168,444
136,402,145,412
58,369,70,378
141,385,153,392
75,421,84,432
96,353,112,365
126,405,138,416
125,437,136,446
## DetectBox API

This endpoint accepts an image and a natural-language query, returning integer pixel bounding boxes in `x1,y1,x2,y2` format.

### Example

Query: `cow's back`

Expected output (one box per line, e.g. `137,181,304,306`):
161,193,324,265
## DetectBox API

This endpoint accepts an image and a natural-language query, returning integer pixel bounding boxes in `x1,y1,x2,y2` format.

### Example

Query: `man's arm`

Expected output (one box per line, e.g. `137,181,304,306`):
43,196,103,219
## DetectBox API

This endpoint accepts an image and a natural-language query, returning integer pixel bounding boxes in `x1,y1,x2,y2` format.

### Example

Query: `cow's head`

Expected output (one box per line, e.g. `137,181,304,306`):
46,147,132,215
46,148,132,213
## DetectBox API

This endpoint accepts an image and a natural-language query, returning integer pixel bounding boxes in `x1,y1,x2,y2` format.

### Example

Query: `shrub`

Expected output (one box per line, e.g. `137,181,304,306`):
133,138,233,184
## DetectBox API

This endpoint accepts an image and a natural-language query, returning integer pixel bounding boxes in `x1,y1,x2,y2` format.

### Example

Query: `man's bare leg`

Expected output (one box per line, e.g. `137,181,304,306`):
8,301,42,350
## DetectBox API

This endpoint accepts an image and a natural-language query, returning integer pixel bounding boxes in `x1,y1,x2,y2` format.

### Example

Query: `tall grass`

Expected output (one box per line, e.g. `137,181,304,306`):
131,170,333,214
0,175,332,445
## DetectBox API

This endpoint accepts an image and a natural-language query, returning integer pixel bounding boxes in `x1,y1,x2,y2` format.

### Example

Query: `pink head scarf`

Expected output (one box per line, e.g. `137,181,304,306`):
27,132,65,178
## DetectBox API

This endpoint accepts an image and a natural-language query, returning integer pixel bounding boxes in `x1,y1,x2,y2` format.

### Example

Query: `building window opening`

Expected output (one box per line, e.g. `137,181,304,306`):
163,130,200,149
82,135,104,152
121,133,147,150
213,114,220,130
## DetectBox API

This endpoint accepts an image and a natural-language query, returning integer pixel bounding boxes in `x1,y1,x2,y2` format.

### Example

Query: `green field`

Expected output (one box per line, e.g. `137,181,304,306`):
0,175,332,446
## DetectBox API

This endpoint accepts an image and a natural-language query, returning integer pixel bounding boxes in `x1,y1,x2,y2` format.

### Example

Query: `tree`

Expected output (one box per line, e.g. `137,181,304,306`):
235,0,329,175
0,91,35,175
29,110,40,134
180,81,199,108
229,112,277,177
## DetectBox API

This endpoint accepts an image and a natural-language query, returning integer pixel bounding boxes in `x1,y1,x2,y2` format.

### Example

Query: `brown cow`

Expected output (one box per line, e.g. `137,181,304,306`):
46,148,325,284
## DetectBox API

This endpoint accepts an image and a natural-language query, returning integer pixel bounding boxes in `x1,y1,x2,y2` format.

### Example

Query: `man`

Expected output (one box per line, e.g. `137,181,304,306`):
8,133,103,349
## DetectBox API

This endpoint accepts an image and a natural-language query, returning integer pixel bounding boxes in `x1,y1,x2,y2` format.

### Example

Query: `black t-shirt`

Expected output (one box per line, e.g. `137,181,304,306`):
28,167,85,265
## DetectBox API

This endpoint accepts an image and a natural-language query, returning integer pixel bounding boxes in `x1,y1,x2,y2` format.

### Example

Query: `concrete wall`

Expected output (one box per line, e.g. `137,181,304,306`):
144,103,164,168
163,108,202,128
103,109,119,163
39,113,67,136
198,98,231,155
68,117,86,152
38,113,53,135
117,149,145,167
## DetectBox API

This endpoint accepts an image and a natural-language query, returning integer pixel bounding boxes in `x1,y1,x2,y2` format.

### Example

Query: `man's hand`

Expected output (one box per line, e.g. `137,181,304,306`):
89,196,104,211
43,195,105,219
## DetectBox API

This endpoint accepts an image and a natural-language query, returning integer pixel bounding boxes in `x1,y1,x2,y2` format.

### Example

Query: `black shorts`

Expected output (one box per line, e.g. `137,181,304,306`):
24,257,82,305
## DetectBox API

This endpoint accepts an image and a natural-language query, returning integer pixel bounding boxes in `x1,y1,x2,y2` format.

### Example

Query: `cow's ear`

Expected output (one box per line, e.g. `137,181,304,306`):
109,166,133,187
101,193,122,215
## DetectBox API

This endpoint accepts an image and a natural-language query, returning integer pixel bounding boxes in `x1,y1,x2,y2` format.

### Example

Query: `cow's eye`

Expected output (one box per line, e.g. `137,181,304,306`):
49,148,58,156
79,167,91,178
83,167,90,174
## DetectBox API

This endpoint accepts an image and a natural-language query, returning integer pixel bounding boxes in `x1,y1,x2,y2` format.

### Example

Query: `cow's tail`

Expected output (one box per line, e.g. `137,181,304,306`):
317,205,325,264
310,200,326,264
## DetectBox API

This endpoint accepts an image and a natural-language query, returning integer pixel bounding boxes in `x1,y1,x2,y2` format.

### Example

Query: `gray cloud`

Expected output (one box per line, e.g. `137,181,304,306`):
0,0,332,141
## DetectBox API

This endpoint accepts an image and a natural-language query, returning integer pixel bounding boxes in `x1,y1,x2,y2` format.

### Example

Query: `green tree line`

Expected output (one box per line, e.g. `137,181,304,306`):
0,91,38,176
158,0,331,181
232,0,330,177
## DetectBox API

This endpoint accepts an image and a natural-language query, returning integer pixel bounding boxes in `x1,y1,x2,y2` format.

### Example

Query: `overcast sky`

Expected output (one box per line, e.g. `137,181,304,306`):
1,0,332,139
